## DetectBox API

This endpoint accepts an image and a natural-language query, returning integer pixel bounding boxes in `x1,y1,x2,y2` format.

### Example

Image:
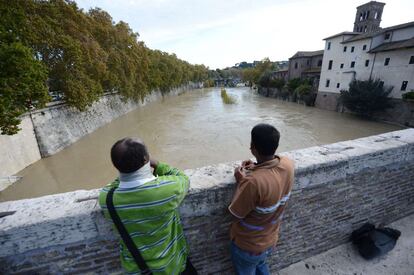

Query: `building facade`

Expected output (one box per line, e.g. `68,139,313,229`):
317,1,414,111
287,51,324,80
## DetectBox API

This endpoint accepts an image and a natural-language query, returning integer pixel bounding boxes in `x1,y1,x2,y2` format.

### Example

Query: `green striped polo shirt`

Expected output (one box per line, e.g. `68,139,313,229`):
99,163,190,275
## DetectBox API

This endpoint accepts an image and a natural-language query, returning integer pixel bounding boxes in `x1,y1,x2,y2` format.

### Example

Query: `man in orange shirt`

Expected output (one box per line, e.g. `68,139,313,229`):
229,123,295,275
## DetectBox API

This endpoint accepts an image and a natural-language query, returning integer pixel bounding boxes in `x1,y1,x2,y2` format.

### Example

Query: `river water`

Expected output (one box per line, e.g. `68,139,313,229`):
0,87,401,202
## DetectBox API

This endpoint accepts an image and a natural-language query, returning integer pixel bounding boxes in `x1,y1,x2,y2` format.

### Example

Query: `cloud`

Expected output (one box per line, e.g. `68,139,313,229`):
77,0,414,69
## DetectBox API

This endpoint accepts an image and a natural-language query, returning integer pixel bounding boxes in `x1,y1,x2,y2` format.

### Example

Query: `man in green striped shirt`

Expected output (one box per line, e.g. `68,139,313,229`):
99,137,197,275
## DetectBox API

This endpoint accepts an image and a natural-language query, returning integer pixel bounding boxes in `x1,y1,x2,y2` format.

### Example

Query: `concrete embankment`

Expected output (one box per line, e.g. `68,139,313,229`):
257,86,414,127
1,128,413,274
0,116,41,182
0,83,200,179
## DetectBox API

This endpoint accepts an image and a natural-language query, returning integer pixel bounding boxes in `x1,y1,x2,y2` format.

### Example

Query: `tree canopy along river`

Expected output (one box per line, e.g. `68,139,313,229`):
0,87,401,202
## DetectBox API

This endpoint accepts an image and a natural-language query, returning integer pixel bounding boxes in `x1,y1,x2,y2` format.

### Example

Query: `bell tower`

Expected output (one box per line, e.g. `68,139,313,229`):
353,1,385,33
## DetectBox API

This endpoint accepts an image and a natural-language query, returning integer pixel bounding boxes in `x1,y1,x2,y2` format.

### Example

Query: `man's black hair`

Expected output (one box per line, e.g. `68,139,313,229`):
111,138,149,173
251,123,280,156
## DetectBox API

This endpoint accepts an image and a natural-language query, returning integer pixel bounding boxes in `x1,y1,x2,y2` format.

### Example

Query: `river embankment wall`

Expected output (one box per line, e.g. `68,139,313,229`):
0,116,41,179
0,83,200,178
315,92,414,127
1,129,413,274
257,87,414,127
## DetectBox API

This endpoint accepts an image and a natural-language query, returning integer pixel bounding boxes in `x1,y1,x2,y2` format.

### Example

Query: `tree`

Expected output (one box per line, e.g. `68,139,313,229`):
295,84,312,96
0,0,209,134
0,43,49,135
286,78,302,93
340,79,393,115
258,72,272,87
269,78,285,89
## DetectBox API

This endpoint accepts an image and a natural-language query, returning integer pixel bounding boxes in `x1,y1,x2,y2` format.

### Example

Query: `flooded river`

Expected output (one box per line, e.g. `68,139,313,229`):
0,87,402,201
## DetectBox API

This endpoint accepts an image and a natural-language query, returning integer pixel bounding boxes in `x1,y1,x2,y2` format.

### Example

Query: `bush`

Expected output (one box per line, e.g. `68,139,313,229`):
286,78,302,93
295,84,312,96
402,90,414,100
295,84,315,106
340,79,393,115
258,72,272,87
221,88,236,104
269,78,285,89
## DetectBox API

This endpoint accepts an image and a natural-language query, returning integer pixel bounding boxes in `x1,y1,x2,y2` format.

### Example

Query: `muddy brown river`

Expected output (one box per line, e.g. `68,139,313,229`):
0,87,402,202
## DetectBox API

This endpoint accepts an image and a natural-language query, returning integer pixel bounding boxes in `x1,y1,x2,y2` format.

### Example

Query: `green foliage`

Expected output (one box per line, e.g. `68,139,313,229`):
241,58,276,86
295,84,312,96
269,78,285,89
402,90,414,100
294,84,316,106
258,72,272,87
203,79,215,88
286,78,303,93
340,79,393,115
0,0,208,134
241,68,258,86
0,42,49,135
221,88,236,104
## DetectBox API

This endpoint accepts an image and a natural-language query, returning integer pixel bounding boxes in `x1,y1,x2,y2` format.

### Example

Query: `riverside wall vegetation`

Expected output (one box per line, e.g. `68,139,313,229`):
1,128,413,274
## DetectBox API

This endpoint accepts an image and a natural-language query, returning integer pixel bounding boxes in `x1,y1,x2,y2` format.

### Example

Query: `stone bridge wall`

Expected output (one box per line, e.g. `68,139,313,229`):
0,129,413,274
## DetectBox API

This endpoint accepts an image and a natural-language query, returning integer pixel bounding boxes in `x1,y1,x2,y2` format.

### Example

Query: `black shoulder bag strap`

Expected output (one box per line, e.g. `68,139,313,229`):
106,187,153,275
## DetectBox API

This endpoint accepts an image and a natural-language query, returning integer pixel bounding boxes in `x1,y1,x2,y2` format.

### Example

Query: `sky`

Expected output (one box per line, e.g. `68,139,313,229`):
76,0,414,69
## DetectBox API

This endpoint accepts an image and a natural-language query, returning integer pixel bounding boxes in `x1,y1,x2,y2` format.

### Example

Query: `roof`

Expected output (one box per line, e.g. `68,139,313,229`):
356,1,385,8
323,32,359,40
369,38,414,53
343,21,414,43
290,50,324,59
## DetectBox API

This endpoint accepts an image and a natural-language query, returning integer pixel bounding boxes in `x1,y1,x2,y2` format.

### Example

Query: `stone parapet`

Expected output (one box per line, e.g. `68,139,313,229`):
1,129,413,274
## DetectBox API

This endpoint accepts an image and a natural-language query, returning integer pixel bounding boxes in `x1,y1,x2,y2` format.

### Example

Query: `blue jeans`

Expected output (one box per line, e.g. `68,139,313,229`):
230,241,272,275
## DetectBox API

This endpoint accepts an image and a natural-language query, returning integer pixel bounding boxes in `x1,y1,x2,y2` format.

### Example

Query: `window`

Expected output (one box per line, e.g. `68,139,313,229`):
401,81,408,91
364,26,367,32
365,60,370,67
384,58,390,66
343,46,347,52
336,83,340,88
340,63,344,69
385,33,391,40
366,11,370,19
325,79,330,88
351,46,355,52
294,62,298,69
363,45,367,51
410,56,414,64
307,60,310,65
327,42,331,50
374,11,378,19
350,61,355,68
328,60,333,70
318,60,322,67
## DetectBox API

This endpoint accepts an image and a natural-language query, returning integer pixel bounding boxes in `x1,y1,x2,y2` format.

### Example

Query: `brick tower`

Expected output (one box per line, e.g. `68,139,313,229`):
353,1,385,33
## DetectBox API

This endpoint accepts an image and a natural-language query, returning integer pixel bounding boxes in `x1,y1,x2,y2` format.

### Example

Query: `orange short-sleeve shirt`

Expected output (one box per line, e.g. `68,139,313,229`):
229,156,295,254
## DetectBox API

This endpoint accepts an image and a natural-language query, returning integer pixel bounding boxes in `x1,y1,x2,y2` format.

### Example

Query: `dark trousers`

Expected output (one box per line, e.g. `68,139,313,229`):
181,258,198,275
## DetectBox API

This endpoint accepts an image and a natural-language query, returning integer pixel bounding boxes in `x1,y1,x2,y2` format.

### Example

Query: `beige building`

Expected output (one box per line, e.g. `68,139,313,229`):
316,1,414,111
288,50,324,81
